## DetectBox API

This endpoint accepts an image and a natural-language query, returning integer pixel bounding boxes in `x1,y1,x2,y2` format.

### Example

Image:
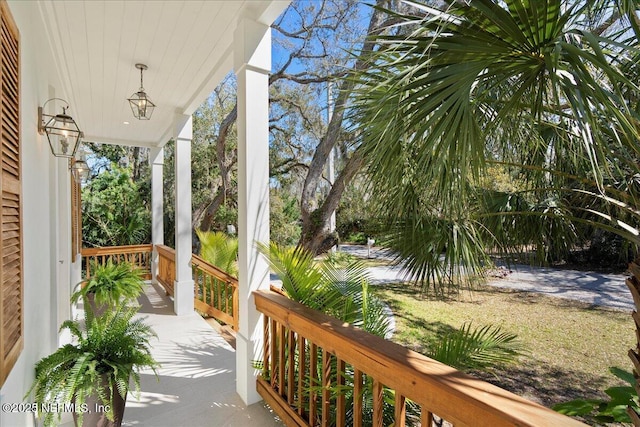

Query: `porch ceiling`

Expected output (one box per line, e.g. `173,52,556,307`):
38,0,288,148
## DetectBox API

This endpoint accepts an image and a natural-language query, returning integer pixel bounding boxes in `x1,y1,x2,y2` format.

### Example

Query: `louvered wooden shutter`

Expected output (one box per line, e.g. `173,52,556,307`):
0,0,21,387
71,167,81,257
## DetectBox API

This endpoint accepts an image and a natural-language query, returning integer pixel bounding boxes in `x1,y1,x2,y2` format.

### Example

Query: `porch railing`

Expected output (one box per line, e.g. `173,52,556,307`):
81,244,153,280
156,244,239,331
192,253,239,331
254,289,586,427
156,244,176,296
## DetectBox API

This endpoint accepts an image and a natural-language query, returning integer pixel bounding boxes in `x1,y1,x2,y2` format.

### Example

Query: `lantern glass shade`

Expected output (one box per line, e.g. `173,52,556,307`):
128,90,155,120
72,158,90,183
42,111,82,158
127,63,155,120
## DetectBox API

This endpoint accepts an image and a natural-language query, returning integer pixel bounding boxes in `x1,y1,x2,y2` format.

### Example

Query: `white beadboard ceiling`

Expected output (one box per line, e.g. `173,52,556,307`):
38,0,288,148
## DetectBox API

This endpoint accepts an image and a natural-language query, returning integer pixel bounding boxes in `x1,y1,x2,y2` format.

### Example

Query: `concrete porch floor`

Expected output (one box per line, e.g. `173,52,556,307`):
64,282,282,427
123,282,282,427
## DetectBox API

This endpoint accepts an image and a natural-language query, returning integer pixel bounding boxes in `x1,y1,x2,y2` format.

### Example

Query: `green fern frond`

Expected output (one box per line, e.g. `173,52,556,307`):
26,305,158,427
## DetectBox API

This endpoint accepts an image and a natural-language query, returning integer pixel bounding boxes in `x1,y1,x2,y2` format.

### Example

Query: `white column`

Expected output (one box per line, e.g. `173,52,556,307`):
150,146,164,283
235,18,271,405
173,116,194,316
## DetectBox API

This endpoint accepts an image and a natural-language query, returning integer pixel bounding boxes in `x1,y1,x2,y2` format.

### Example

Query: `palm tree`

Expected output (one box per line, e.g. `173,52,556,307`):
351,0,640,292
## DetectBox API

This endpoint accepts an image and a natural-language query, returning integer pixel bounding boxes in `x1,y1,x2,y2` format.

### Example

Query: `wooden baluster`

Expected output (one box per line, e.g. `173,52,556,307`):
287,330,296,405
208,276,218,307
194,268,200,301
212,276,217,310
336,359,346,427
225,280,229,314
309,343,318,426
232,284,239,331
394,394,406,427
353,369,363,427
200,270,206,303
373,380,383,427
297,334,306,418
200,271,206,305
278,323,286,396
270,318,277,388
321,350,331,427
219,278,224,312
201,270,206,304
263,315,270,380
213,277,218,310
217,277,222,314
421,408,433,427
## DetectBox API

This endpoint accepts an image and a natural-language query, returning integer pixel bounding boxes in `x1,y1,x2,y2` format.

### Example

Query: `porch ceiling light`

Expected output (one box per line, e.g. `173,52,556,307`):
127,63,155,120
38,98,82,158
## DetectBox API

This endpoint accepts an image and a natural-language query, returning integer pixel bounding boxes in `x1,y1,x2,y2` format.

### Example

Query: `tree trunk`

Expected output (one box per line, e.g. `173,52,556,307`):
194,105,237,231
298,1,388,254
198,187,228,231
300,151,364,254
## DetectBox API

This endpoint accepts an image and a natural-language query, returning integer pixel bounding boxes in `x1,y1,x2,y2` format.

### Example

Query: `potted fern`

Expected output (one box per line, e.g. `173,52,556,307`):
72,260,144,317
26,305,159,427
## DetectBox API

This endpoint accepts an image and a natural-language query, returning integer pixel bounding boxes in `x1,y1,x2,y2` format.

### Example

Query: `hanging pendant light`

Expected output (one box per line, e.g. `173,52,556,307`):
127,63,155,120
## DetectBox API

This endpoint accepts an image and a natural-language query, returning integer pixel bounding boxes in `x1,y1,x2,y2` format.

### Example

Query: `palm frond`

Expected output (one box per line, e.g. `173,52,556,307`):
429,323,522,371
258,242,392,337
196,229,239,276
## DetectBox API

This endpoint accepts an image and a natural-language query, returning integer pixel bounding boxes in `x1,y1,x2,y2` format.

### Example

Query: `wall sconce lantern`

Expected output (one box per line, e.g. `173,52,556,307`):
71,142,90,183
38,98,82,158
127,63,155,120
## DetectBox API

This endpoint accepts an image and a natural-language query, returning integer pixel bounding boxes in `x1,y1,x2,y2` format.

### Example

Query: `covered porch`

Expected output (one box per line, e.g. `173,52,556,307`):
40,0,290,407
0,0,591,425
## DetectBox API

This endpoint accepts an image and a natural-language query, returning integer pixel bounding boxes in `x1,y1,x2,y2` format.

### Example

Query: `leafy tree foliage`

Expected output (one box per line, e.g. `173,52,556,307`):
352,0,640,291
166,1,390,254
336,175,376,243
82,166,150,247
270,188,301,246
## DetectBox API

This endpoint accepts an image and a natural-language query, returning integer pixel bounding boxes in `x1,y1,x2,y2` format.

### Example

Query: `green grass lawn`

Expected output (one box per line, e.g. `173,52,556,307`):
372,282,635,409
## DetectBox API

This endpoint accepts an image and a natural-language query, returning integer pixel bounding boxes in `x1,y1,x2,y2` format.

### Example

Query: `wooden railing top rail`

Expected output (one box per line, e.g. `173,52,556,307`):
81,244,153,256
155,246,237,284
155,244,175,256
254,289,586,427
191,253,238,285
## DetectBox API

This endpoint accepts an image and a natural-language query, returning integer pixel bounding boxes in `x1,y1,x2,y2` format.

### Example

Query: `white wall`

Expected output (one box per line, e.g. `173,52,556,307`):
0,2,69,426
